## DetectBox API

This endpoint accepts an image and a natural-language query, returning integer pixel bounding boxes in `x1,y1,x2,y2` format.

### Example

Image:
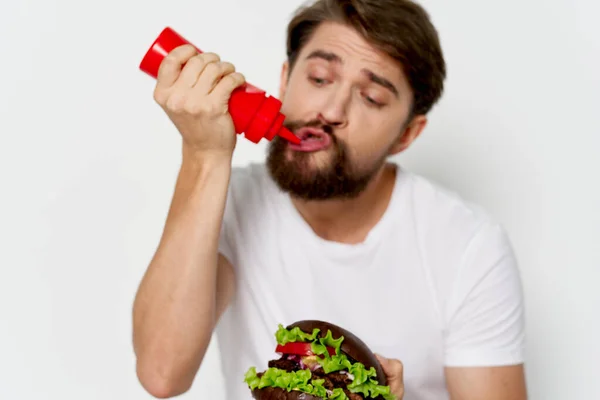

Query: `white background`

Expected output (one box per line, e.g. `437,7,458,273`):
0,0,598,399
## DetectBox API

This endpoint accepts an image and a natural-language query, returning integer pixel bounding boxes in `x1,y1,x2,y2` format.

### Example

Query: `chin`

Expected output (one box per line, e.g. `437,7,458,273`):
289,147,335,169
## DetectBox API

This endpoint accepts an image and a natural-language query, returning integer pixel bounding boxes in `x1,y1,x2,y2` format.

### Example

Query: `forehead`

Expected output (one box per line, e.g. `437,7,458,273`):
298,21,405,82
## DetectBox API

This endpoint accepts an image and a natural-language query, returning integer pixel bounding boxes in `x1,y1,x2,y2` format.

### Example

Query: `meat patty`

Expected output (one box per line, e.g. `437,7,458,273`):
344,390,364,400
328,372,353,387
268,357,300,372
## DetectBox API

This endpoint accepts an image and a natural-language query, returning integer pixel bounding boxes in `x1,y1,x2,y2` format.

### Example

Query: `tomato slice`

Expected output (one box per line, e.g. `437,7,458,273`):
275,342,336,357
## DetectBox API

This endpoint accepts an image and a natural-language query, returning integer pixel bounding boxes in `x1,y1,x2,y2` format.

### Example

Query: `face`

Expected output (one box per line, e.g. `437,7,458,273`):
267,21,427,201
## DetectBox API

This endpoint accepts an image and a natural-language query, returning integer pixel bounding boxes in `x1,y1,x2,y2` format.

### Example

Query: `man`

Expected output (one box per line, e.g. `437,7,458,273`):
132,0,528,399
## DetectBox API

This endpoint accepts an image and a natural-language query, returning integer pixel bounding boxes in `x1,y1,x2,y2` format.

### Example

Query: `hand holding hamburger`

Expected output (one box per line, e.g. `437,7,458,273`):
244,320,403,400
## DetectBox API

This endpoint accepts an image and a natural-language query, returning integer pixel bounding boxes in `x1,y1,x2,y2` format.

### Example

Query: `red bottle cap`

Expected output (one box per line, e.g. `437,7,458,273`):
139,27,200,78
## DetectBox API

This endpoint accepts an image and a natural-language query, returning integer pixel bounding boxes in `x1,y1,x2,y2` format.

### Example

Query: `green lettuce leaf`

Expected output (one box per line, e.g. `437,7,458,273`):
330,388,349,399
243,367,327,397
275,324,321,345
348,375,396,400
318,329,345,355
348,364,378,386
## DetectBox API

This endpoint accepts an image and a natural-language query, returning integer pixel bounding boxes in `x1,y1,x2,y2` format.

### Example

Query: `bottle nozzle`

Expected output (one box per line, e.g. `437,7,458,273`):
278,126,301,145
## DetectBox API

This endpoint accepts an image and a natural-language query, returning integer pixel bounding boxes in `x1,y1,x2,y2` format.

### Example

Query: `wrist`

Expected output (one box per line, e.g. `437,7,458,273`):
181,145,233,172
177,152,232,198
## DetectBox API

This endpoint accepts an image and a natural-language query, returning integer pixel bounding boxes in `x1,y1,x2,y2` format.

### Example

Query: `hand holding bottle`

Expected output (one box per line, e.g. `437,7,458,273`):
140,27,301,147
153,44,246,159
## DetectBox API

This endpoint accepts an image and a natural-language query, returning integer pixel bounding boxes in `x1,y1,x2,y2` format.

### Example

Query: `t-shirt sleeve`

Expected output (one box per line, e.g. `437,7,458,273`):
443,222,526,367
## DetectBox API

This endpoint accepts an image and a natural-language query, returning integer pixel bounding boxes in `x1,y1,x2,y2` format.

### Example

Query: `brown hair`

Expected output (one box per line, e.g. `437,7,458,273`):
285,0,446,116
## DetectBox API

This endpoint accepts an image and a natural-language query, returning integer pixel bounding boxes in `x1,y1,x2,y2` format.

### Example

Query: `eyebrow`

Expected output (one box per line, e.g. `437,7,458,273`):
305,49,399,98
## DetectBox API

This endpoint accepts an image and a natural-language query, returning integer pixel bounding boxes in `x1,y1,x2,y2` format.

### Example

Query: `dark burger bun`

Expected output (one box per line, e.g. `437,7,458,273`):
287,320,387,387
252,387,323,400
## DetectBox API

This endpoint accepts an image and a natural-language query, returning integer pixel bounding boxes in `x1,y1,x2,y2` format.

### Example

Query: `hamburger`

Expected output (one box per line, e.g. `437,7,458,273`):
244,320,396,400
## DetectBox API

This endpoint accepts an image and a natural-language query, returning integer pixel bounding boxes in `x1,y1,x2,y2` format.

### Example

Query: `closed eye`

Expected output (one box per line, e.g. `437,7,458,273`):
309,76,328,86
365,96,385,108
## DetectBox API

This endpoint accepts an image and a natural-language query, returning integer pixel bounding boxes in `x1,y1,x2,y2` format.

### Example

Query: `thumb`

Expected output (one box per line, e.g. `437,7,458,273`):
375,353,388,367
375,353,404,379
375,353,405,399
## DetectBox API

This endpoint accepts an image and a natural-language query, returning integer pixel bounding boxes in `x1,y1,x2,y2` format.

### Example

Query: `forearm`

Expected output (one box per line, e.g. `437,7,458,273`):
446,365,528,400
132,151,232,396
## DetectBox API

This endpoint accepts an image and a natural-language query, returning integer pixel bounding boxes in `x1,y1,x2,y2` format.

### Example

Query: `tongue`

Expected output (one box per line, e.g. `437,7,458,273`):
289,134,332,152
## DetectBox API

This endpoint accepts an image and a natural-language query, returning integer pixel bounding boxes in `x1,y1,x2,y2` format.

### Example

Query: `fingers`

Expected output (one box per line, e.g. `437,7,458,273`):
155,44,198,90
152,44,245,113
376,354,404,399
375,354,404,400
209,71,246,104
176,52,221,89
376,354,404,378
190,60,235,94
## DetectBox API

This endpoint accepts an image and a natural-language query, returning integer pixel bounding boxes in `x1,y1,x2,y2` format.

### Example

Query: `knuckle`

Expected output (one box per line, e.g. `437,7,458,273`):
181,44,196,52
393,360,404,372
201,102,220,115
186,54,205,68
201,52,221,62
225,74,238,86
231,72,245,85
153,89,167,104
183,102,202,115
221,61,235,71
176,44,197,56
165,44,196,63
204,61,219,75
165,95,186,112
161,54,178,67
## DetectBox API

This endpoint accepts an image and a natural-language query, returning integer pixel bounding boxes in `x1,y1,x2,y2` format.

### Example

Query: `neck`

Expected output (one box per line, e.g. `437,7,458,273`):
290,163,398,244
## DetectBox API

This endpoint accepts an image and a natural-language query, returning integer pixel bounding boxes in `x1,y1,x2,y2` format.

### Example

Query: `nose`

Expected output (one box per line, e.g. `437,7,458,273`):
319,86,350,129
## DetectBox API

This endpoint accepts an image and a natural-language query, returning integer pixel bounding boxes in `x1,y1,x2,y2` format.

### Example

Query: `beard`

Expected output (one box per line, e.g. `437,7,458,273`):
266,119,389,201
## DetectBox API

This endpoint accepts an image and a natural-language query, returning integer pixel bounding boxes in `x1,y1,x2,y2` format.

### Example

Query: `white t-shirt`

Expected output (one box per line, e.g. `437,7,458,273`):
214,162,525,400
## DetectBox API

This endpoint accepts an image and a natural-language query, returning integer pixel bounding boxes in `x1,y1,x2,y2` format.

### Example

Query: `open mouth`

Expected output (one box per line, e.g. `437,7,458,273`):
306,132,323,140
287,127,333,152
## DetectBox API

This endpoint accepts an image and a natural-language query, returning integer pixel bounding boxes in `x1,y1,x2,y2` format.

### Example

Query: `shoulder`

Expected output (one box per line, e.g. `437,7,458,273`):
218,163,275,262
227,162,274,203
222,162,282,224
229,162,269,189
397,168,518,294
399,170,525,352
400,168,502,249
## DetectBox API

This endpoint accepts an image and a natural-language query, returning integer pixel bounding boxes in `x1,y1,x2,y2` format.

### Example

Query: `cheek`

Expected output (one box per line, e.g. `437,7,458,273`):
345,115,401,157
281,78,326,116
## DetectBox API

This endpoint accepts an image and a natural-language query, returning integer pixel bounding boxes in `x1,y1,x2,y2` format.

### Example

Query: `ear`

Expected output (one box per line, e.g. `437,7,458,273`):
278,61,290,101
388,115,427,155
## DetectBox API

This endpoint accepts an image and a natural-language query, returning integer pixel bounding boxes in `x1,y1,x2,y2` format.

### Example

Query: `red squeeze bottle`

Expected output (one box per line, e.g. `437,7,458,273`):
139,27,301,145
